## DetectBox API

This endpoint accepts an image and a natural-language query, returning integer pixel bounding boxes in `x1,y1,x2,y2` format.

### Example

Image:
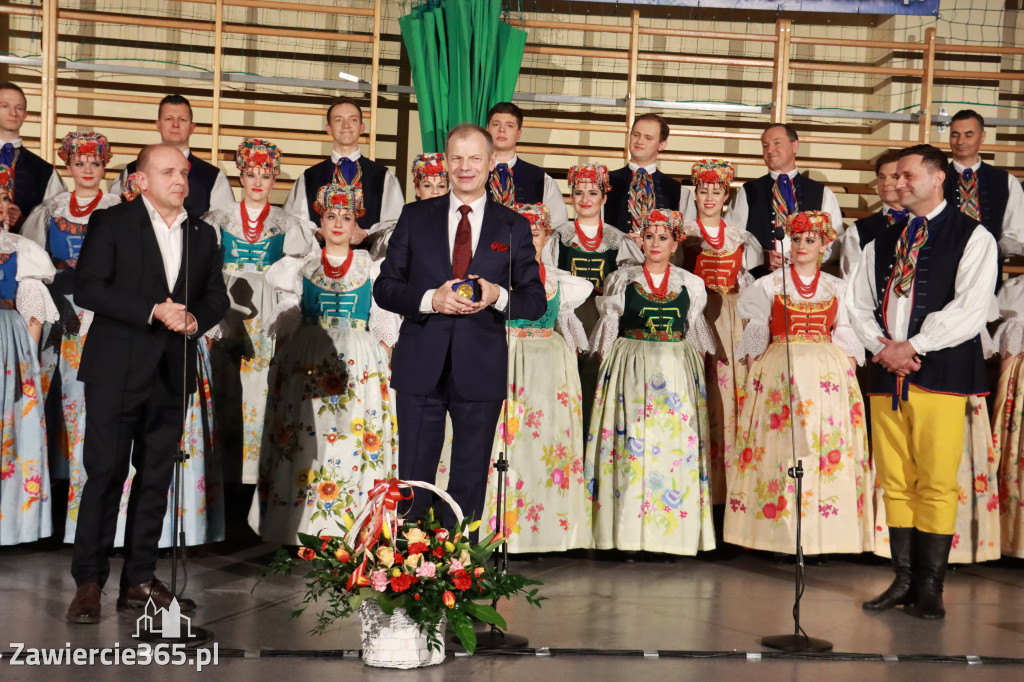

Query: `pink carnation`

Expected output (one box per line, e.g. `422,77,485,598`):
447,559,464,575
415,562,437,578
370,569,389,592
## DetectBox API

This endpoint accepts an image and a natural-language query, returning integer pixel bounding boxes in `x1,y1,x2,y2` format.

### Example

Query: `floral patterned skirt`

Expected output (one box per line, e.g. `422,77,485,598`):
993,356,1024,557
212,270,277,485
704,289,746,506
0,308,51,545
250,323,397,544
39,293,86,482
482,332,592,552
872,396,999,562
724,341,872,555
584,337,714,555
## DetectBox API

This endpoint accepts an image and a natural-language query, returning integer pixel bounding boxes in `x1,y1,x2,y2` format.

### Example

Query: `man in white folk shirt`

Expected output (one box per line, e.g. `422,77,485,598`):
846,144,997,622
942,108,1024,260
284,96,403,258
730,123,844,278
109,94,234,217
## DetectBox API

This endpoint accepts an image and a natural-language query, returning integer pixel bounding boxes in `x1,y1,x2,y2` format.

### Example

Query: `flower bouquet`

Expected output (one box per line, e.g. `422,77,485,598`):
266,478,544,668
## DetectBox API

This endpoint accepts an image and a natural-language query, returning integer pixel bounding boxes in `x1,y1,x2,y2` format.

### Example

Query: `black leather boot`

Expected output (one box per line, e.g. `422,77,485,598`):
862,526,913,611
904,529,954,620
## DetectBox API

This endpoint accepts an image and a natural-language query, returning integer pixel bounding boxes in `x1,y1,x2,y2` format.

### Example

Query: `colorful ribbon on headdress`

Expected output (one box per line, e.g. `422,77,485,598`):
567,164,611,192
785,210,836,244
236,137,282,175
58,131,112,165
0,164,12,195
314,183,366,218
514,202,552,235
690,158,734,187
642,208,684,239
412,152,447,184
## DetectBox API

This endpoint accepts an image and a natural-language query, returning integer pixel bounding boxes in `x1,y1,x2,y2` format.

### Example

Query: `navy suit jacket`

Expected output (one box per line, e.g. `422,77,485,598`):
374,194,546,402
75,197,229,395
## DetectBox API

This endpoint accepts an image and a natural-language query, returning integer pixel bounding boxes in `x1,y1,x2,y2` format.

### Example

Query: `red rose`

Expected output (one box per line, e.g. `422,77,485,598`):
699,169,720,185
762,502,778,519
741,448,753,463
827,450,841,465
407,542,428,556
432,546,445,558
391,574,414,592
790,213,812,234
451,569,472,591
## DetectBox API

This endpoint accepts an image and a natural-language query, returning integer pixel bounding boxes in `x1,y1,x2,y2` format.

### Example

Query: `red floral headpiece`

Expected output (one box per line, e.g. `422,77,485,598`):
0,164,12,195
567,164,611,193
58,131,112,165
691,158,734,187
236,138,282,175
785,210,836,244
412,152,447,184
514,202,552,235
642,208,684,239
315,183,365,218
120,172,145,202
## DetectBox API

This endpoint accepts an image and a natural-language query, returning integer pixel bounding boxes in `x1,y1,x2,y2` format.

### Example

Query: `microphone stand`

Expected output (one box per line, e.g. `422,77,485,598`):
760,226,832,653
473,215,528,651
135,214,212,648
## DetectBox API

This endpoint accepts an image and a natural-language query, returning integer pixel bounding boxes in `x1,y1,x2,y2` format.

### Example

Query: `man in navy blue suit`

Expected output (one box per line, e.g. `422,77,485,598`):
374,123,546,527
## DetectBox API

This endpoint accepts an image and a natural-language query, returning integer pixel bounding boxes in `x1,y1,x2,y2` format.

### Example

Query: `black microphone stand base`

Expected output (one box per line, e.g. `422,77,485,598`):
761,633,833,653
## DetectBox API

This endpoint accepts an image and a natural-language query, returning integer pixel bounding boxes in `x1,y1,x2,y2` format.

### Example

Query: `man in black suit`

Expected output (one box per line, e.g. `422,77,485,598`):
374,123,546,527
109,94,235,217
67,145,229,624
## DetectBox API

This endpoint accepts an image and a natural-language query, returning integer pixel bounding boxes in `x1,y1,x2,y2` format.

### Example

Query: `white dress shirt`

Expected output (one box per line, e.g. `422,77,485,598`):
951,158,1024,256
502,154,570,231
622,160,697,223
417,192,509,314
283,149,404,238
3,137,68,203
840,202,899,279
729,168,845,262
846,200,998,356
109,148,234,210
142,194,188,325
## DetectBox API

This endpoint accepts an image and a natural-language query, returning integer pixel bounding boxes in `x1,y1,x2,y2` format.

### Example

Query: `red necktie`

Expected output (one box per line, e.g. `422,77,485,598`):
452,204,472,279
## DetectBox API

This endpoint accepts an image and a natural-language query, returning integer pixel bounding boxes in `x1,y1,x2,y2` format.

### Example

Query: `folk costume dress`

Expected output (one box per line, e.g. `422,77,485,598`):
0,226,59,545
978,277,1024,557
22,189,119,495
249,247,399,543
483,264,594,552
202,201,316,485
724,267,873,554
680,214,762,506
584,264,717,555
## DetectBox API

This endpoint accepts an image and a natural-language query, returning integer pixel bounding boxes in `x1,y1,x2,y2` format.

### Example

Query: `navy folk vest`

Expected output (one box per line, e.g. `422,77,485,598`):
943,161,1009,242
852,210,888,250
12,147,54,233
302,156,386,232
125,152,221,217
605,166,682,235
742,173,827,265
867,204,989,398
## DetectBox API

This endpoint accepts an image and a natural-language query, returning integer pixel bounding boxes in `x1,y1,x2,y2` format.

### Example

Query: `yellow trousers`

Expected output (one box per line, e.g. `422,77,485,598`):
869,385,965,535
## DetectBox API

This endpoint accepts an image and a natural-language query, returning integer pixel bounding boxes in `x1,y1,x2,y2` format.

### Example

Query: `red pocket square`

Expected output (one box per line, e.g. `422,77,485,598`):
490,241,509,252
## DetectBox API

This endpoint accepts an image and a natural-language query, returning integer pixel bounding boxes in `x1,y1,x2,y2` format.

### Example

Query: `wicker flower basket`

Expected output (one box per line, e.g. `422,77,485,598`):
359,598,447,669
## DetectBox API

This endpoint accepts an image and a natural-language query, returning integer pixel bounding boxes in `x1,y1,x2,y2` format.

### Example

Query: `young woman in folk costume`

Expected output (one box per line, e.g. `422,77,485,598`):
546,164,641,431
678,159,762,508
250,184,399,544
202,138,316,487
412,152,449,200
724,210,872,555
0,164,59,545
481,203,594,552
992,276,1024,558
22,132,118,539
584,209,716,555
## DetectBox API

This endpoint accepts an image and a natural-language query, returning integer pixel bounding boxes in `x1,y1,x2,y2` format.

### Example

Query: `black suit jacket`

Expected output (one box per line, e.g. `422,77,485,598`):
374,195,546,402
75,198,229,395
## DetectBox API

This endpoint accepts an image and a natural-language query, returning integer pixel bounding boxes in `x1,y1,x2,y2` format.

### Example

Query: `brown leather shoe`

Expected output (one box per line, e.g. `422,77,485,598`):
117,579,196,613
67,583,102,624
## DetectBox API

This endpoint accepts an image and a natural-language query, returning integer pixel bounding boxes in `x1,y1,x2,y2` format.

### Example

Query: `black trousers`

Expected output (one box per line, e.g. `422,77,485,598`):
396,353,502,529
71,377,185,588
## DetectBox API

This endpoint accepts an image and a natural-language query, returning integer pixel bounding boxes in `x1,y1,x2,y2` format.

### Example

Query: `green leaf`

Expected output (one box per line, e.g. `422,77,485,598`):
464,602,507,630
448,610,477,655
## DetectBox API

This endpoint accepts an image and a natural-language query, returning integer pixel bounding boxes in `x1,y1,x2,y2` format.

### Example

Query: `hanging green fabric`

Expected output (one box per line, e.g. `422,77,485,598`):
400,0,527,153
